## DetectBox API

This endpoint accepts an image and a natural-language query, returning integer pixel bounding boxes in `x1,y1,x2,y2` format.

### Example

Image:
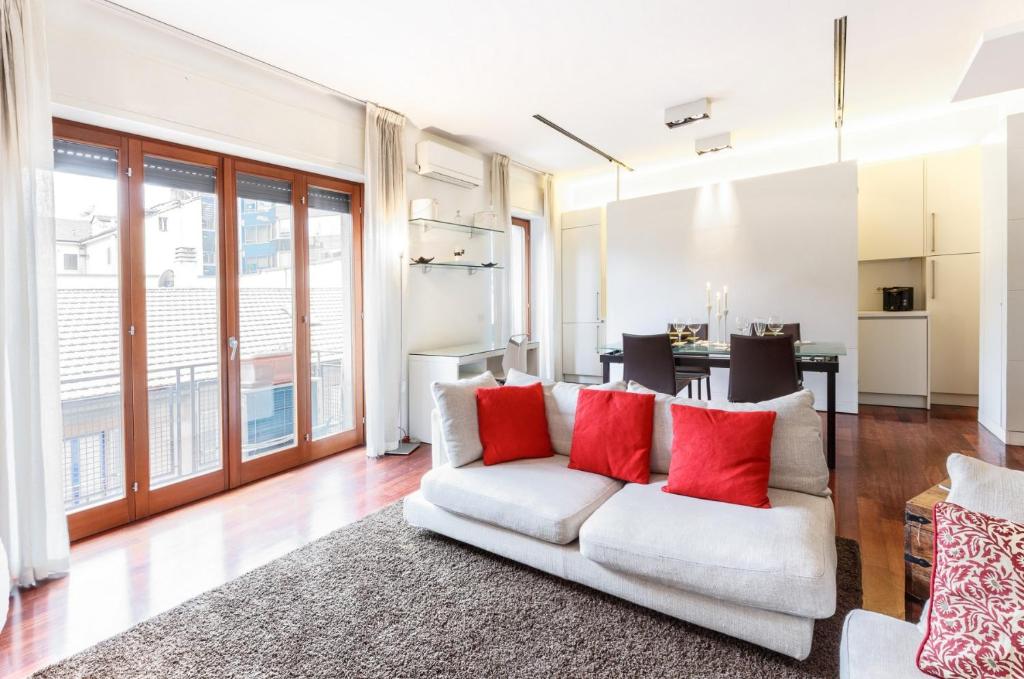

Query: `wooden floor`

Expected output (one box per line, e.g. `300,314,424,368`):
2,405,1021,677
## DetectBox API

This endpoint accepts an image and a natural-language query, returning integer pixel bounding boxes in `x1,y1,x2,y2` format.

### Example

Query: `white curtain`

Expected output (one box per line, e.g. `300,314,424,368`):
0,0,71,587
535,174,560,380
363,103,407,457
490,155,512,346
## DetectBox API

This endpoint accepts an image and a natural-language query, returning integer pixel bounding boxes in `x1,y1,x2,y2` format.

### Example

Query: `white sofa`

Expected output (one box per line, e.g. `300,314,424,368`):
404,380,838,660
839,454,1024,678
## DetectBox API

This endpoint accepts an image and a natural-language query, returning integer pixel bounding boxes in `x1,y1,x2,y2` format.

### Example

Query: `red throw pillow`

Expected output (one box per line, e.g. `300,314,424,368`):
568,389,655,484
476,383,554,465
916,502,1024,678
663,405,776,508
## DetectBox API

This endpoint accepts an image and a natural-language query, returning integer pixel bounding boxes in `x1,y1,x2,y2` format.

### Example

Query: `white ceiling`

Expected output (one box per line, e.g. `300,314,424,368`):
110,0,1024,173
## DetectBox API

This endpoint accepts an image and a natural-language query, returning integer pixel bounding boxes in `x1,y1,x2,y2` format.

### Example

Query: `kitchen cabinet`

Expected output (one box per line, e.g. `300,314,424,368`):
561,208,604,381
927,252,980,400
561,223,602,323
562,323,605,380
925,147,981,256
858,312,929,408
858,158,925,261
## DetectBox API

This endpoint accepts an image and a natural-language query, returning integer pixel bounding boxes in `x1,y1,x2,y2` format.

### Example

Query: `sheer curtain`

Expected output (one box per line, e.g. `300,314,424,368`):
0,0,71,587
363,103,407,457
534,174,560,380
490,155,511,346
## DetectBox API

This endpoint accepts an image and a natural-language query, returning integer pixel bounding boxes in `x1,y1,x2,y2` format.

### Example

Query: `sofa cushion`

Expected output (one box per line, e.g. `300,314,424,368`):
946,452,1024,523
431,371,499,467
710,390,830,497
569,390,656,484
840,609,928,679
664,405,776,509
578,481,836,618
917,502,1024,679
627,381,706,474
505,371,626,455
420,455,623,545
476,383,554,465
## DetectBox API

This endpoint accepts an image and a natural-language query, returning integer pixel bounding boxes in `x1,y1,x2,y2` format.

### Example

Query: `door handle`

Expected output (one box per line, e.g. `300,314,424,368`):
930,260,936,300
228,336,239,361
930,213,936,253
595,291,601,321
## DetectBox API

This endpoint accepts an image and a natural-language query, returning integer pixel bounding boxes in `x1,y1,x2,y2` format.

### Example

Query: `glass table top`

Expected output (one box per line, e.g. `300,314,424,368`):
600,339,847,358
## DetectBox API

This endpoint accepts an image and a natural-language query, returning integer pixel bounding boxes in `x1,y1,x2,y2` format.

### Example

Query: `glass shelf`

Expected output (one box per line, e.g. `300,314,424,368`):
409,218,504,237
410,261,504,274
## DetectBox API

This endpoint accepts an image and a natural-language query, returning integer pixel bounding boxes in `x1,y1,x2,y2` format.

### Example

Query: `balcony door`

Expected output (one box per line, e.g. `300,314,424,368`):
54,121,364,540
131,140,229,515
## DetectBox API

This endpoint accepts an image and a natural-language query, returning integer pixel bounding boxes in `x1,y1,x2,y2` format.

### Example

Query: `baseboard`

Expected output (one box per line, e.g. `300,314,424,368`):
930,393,978,407
858,393,928,409
1007,430,1024,446
564,374,601,385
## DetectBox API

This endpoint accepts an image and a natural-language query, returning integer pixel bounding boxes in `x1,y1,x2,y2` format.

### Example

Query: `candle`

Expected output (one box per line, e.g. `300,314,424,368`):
723,285,728,312
706,281,712,307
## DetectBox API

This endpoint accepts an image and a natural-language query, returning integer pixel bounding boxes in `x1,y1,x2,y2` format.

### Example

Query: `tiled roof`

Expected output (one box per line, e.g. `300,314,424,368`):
58,287,348,400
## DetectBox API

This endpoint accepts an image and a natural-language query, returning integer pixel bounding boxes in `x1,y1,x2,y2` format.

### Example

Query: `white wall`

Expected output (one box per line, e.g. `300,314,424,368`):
605,162,859,413
979,132,1008,439
46,0,365,180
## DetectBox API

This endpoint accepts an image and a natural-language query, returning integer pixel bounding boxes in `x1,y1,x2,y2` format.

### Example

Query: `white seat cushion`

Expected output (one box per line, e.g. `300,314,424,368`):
840,609,928,679
420,456,623,545
578,481,837,618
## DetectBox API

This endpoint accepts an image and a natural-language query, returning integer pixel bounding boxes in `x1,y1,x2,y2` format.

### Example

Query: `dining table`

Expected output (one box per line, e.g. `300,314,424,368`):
598,339,846,470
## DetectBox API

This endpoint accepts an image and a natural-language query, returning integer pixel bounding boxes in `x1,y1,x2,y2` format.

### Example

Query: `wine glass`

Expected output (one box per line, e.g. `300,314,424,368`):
671,318,685,342
767,315,783,336
753,318,767,336
687,316,703,343
734,315,750,338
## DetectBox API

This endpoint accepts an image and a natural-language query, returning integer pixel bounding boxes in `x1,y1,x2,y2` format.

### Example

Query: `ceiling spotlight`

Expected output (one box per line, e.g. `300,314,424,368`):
695,132,732,156
665,98,711,129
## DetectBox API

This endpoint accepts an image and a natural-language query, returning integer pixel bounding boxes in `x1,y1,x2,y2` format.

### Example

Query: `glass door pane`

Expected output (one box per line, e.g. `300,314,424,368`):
143,156,222,488
307,187,355,439
52,139,126,512
236,173,296,458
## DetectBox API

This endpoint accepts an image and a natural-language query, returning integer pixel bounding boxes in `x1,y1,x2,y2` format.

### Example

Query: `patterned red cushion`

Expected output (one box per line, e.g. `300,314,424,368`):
916,502,1024,678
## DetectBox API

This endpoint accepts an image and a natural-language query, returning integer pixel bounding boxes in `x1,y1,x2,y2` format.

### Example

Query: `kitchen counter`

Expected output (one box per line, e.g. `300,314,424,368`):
858,310,929,318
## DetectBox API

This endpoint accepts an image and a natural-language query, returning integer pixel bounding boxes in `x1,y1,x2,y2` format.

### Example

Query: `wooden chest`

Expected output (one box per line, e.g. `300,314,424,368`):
904,480,950,621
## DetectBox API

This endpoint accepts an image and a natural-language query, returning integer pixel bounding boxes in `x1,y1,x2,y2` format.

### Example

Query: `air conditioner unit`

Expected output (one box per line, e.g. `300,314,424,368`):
416,140,484,189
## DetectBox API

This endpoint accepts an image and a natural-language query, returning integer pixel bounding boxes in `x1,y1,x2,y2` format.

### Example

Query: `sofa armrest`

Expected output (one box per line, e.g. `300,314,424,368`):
430,409,448,468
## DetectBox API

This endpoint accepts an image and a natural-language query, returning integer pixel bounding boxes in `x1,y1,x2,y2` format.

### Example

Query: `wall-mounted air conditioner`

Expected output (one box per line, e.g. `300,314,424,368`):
416,140,484,189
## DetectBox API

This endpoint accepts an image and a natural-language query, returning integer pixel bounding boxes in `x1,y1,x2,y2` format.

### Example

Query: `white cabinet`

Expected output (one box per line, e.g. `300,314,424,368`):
561,208,604,381
858,314,929,408
858,158,925,261
927,253,980,399
562,323,605,379
561,223,602,322
925,147,982,256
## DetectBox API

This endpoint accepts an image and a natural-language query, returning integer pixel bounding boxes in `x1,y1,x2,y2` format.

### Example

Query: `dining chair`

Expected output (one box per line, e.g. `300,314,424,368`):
623,333,702,397
665,322,712,399
498,334,530,384
749,322,802,381
727,334,801,403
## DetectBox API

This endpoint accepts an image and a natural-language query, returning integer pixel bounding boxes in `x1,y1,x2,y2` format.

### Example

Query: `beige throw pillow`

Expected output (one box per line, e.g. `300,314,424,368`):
431,371,499,467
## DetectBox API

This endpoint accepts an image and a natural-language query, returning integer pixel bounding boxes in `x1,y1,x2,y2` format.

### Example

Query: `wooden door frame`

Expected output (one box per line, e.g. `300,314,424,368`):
304,175,365,461
54,120,136,541
511,216,532,338
133,139,230,517
53,118,367,540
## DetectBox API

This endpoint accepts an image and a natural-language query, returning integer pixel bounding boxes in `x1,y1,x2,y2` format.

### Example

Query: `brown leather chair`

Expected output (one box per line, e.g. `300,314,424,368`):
666,322,711,399
623,333,701,396
751,322,802,381
728,334,801,403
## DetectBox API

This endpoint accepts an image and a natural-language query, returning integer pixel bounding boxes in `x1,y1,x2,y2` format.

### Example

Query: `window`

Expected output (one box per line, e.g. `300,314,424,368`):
510,217,532,337
158,216,169,232
63,253,79,271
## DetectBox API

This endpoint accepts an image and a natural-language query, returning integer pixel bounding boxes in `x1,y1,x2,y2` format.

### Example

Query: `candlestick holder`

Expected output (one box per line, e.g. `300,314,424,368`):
721,310,730,347
706,306,712,345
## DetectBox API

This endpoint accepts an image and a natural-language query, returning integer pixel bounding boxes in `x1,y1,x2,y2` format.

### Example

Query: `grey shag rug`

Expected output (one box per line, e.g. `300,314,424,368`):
37,502,861,678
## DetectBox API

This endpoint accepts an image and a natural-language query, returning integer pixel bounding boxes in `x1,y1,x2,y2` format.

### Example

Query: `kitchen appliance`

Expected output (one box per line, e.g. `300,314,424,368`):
882,286,913,312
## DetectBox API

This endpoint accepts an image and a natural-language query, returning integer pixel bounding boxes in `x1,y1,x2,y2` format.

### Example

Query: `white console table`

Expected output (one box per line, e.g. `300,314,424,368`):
408,341,540,444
